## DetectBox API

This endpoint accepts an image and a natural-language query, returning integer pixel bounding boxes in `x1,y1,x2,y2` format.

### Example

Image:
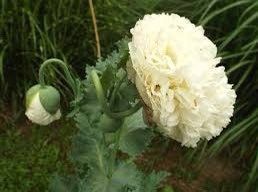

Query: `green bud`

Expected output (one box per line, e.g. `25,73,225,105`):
99,114,123,132
39,85,60,114
26,84,60,114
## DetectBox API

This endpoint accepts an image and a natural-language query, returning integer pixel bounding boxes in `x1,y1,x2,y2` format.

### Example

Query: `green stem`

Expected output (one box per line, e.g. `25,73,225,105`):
109,125,123,176
110,73,126,106
91,70,142,119
113,102,142,117
39,58,77,96
90,69,108,110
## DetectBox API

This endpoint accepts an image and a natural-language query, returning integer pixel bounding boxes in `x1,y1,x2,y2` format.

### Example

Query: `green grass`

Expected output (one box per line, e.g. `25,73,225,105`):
192,1,258,191
0,0,160,107
0,121,74,192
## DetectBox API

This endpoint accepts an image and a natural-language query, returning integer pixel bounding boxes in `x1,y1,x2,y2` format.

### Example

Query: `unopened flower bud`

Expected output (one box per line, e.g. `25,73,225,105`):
25,84,61,125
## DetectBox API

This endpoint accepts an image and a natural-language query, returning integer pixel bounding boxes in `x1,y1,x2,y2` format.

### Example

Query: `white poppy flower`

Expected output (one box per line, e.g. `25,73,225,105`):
25,84,61,126
127,13,236,147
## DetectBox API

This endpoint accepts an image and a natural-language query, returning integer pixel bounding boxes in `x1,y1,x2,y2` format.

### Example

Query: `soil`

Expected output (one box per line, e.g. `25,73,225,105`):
137,139,242,192
1,109,243,192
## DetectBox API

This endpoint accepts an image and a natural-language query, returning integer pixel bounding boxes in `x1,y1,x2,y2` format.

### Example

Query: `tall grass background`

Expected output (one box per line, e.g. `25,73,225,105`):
1,0,257,191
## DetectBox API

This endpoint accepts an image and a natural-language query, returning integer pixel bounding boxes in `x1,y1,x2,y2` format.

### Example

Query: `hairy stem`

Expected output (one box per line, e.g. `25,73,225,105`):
91,70,142,119
109,125,123,176
110,73,126,106
39,58,77,96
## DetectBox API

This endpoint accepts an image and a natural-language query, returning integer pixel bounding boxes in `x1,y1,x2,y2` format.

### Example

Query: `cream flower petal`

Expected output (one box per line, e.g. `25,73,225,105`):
127,13,236,147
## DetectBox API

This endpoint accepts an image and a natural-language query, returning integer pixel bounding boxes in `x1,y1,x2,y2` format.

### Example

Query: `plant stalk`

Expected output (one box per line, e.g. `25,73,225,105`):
38,58,77,96
91,70,142,119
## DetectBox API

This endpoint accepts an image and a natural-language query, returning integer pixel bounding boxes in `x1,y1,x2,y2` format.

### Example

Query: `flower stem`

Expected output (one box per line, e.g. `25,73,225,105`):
110,73,126,106
39,58,77,96
91,70,142,119
109,125,122,175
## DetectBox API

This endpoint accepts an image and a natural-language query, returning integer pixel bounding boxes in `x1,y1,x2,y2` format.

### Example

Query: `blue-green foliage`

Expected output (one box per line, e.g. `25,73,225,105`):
50,40,169,192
